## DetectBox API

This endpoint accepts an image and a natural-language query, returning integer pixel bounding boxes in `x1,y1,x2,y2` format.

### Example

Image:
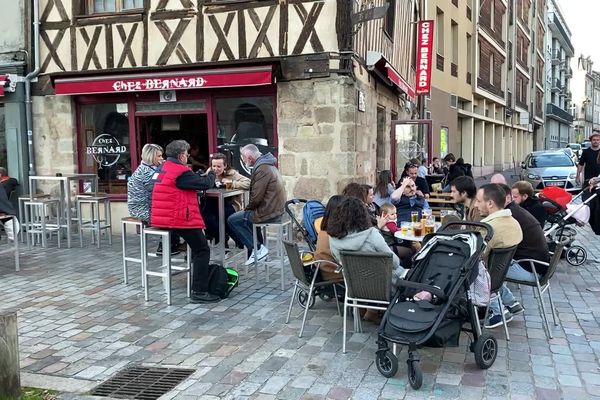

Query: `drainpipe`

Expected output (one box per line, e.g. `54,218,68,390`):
25,0,41,177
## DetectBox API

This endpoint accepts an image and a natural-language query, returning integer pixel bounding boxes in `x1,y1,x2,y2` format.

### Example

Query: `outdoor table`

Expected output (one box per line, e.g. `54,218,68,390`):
394,222,442,242
201,188,247,265
28,174,99,248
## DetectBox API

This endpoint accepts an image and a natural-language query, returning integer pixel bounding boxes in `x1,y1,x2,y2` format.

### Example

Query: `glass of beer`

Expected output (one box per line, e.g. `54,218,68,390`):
225,181,233,190
401,222,410,235
413,223,423,237
411,211,419,223
425,218,435,235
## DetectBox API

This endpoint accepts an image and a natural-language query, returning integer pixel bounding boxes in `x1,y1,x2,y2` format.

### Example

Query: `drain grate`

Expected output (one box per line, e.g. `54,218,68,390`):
90,366,195,400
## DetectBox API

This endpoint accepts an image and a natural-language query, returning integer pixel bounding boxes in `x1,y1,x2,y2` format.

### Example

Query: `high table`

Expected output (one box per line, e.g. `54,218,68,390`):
201,188,247,265
28,174,99,248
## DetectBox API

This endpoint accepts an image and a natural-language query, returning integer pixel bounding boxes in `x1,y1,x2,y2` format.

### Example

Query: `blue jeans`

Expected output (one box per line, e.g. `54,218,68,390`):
489,260,537,316
227,211,281,253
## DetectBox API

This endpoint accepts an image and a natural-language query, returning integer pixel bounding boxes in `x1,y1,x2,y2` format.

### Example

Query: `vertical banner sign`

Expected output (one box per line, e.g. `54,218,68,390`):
416,20,434,95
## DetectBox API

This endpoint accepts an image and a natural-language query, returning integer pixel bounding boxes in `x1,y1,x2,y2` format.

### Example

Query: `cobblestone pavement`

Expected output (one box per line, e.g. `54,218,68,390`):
1,223,600,400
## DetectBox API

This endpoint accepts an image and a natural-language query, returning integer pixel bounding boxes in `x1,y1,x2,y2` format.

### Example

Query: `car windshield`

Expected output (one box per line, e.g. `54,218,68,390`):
568,144,580,150
528,153,574,168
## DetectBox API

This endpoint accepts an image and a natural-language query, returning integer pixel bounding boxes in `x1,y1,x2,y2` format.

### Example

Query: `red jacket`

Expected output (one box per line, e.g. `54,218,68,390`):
150,160,205,229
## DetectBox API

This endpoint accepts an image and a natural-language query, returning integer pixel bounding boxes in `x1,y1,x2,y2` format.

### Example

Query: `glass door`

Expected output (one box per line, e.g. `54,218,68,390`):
390,119,432,182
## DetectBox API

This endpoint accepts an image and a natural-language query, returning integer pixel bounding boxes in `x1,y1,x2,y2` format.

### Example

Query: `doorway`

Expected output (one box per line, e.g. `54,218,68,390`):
137,113,210,171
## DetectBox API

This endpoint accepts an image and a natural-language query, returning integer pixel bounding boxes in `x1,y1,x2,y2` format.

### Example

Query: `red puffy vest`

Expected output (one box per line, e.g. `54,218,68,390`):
150,160,205,229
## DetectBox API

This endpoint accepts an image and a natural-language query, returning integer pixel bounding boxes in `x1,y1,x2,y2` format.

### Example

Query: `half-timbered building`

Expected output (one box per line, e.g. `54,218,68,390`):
32,0,419,223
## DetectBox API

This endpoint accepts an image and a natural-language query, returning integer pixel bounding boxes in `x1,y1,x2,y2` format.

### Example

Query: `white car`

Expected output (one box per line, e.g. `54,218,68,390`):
520,150,580,192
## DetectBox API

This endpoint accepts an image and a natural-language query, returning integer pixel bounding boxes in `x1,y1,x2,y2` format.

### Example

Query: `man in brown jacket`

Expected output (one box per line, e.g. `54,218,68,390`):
227,144,286,265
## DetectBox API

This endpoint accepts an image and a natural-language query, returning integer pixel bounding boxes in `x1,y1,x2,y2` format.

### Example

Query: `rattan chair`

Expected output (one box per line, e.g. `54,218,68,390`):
507,243,564,339
486,245,518,340
338,251,393,353
283,240,343,337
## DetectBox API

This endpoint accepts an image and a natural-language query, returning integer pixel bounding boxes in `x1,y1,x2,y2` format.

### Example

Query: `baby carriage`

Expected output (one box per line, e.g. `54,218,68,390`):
284,199,343,307
375,221,497,390
539,187,598,266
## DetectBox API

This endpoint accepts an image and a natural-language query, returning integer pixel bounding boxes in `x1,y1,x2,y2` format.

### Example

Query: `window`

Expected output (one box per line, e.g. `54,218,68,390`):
436,8,444,56
489,53,494,85
384,0,396,39
79,103,132,195
451,20,458,64
88,0,143,14
214,96,275,176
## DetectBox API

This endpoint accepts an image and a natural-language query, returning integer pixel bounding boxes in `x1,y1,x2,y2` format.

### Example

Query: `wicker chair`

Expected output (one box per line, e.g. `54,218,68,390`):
338,251,393,353
507,243,564,339
486,245,518,340
282,240,343,338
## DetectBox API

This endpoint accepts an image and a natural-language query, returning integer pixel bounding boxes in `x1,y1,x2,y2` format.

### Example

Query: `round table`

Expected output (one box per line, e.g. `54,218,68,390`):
394,222,441,242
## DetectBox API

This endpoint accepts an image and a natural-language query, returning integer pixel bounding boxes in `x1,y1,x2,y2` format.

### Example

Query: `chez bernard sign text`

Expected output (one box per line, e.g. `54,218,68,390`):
112,77,207,92
86,134,127,167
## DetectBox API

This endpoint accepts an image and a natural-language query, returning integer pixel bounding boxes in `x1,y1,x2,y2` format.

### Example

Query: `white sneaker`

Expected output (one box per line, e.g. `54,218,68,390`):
245,245,269,266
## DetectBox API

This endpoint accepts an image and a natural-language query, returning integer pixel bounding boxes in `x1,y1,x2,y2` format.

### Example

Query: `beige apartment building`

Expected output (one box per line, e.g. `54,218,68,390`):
425,0,545,175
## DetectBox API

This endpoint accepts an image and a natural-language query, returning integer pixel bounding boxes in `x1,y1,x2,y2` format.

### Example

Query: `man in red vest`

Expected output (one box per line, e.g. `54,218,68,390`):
150,140,218,303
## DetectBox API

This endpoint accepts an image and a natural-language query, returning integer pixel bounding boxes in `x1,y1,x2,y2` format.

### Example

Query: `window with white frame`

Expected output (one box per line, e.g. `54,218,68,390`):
88,0,143,13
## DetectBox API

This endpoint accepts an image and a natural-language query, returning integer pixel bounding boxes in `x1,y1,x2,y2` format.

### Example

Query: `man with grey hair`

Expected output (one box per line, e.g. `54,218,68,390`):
150,140,218,303
0,167,18,198
228,144,286,265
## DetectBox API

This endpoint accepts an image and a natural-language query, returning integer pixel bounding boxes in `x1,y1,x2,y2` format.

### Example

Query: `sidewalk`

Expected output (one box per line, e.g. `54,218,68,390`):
1,226,600,399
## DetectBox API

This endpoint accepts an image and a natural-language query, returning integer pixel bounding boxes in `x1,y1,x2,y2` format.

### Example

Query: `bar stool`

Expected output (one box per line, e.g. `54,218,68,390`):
121,217,146,286
77,194,112,248
251,216,292,290
24,197,61,248
18,193,50,243
142,227,191,305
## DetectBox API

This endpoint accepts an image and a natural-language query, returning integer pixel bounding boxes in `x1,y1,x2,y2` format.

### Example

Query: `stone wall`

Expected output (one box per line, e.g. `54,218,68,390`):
277,73,408,203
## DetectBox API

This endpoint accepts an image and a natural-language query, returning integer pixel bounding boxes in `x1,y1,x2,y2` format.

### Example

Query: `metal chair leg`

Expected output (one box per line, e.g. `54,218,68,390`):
547,284,558,326
498,295,510,341
122,223,128,285
286,281,298,324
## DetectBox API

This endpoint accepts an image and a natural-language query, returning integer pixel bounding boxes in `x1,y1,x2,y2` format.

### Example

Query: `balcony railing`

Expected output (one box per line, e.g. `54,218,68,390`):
550,78,563,92
546,103,574,123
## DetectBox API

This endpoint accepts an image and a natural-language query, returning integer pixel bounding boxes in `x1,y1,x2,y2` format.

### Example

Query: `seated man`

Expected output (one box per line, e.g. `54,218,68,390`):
398,162,430,198
0,167,18,198
511,181,546,228
485,183,550,328
449,176,481,221
227,144,286,265
475,184,523,328
150,140,217,303
391,177,430,223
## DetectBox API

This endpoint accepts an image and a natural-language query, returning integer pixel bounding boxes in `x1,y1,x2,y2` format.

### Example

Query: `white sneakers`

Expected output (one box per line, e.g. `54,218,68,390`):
245,245,269,265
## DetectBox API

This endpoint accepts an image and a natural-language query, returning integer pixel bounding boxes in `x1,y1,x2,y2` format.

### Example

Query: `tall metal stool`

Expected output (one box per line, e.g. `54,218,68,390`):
251,216,292,290
77,194,112,248
121,217,145,286
24,197,61,248
18,193,50,243
142,227,191,306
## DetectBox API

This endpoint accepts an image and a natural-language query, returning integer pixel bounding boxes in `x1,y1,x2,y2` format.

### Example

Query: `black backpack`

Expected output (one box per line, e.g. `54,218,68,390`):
207,264,239,299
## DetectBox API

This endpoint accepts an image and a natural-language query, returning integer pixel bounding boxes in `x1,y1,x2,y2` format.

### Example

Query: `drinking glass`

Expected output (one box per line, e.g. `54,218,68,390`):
413,223,423,237
400,222,410,235
411,211,419,223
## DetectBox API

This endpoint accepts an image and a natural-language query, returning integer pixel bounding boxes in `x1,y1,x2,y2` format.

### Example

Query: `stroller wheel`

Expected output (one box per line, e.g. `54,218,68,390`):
407,360,423,390
375,350,398,378
566,246,587,266
296,290,315,309
474,332,497,369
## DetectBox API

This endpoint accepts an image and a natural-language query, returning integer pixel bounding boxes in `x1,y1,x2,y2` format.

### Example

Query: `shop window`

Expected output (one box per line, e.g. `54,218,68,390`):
87,0,143,14
79,103,132,195
215,96,275,176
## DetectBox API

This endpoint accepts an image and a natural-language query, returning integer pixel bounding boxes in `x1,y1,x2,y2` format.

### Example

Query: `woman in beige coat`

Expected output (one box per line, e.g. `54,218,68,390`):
202,153,250,246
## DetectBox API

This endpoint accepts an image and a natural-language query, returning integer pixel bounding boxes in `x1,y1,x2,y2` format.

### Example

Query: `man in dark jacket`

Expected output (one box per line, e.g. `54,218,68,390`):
486,183,550,328
398,162,430,198
0,167,18,198
228,144,286,265
391,177,430,223
0,182,19,240
150,140,217,303
511,181,546,228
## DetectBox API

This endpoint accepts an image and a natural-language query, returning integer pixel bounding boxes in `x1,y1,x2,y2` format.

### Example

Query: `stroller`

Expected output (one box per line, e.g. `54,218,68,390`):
539,186,598,266
284,199,343,307
375,222,497,389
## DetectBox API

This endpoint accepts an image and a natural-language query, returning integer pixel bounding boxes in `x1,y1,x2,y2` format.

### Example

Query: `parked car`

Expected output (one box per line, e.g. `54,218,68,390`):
581,141,591,150
520,150,580,192
563,147,577,162
566,143,582,158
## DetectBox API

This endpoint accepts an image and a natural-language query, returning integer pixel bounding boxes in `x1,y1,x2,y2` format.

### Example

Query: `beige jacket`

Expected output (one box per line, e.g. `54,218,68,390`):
217,169,250,211
480,209,523,263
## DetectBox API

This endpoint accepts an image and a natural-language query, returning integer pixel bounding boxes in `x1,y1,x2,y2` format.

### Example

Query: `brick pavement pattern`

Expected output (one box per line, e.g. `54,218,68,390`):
1,223,600,400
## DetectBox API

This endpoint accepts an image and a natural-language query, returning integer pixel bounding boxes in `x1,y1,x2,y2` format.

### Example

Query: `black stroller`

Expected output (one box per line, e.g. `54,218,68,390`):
375,222,497,389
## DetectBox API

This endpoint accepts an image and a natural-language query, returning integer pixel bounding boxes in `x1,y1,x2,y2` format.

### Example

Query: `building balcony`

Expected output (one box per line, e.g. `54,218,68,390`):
546,103,574,123
551,79,563,92
548,13,576,56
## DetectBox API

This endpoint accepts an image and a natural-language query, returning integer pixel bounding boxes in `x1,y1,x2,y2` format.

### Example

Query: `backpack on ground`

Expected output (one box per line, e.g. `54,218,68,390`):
207,264,239,298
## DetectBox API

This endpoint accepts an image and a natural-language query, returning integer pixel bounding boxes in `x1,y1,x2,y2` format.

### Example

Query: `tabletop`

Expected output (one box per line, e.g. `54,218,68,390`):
203,188,247,198
394,222,441,242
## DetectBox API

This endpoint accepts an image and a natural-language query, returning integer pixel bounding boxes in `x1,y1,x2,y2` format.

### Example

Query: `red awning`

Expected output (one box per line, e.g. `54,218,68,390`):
0,75,7,97
53,66,273,96
366,51,415,99
385,64,415,99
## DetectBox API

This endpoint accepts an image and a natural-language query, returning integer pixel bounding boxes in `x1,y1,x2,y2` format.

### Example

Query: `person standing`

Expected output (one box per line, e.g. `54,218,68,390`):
150,140,217,303
577,131,600,200
227,144,286,265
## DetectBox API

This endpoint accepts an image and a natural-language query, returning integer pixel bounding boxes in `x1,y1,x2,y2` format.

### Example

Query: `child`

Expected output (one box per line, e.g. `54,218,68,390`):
378,203,418,267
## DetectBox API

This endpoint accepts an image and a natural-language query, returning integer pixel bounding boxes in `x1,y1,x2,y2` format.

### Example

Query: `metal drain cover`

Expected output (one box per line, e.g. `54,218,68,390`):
90,366,195,400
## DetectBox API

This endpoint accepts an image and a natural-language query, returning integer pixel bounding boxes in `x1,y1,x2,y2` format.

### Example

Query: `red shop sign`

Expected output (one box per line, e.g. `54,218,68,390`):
54,66,273,96
415,20,434,95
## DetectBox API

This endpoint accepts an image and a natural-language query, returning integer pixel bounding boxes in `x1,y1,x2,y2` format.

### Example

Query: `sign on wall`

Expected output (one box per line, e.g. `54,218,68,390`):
86,133,127,168
415,20,434,95
440,126,449,158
